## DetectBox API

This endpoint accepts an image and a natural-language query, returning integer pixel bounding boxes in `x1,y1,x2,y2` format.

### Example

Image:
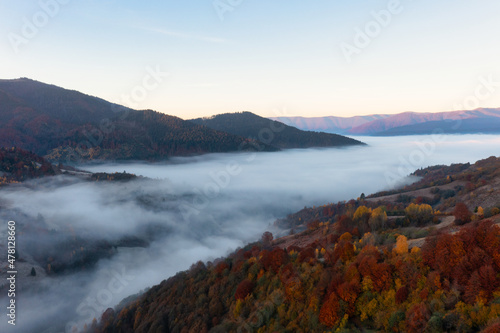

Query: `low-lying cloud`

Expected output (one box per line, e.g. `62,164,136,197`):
1,134,499,332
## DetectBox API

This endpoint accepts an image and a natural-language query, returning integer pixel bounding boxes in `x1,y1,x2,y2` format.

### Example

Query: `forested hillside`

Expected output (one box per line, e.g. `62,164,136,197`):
0,147,61,185
0,79,274,162
191,112,365,149
89,156,500,333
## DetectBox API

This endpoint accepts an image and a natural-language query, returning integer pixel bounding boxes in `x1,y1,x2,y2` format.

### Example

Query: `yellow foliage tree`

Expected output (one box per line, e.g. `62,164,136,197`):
405,203,434,226
369,207,388,230
354,206,372,222
394,235,409,255
477,206,484,218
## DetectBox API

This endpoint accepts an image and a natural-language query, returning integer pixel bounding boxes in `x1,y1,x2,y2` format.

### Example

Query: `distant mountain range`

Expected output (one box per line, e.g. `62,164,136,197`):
0,78,364,163
190,112,364,149
272,108,500,136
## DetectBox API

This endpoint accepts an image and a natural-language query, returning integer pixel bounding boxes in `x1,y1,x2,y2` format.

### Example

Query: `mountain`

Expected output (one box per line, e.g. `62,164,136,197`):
0,78,275,163
271,114,391,134
93,156,500,333
190,112,365,149
373,117,500,136
273,108,500,136
0,147,62,184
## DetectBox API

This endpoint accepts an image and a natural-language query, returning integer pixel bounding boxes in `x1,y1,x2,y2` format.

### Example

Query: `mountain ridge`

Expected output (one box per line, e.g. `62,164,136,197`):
190,111,365,149
272,108,500,135
0,78,277,162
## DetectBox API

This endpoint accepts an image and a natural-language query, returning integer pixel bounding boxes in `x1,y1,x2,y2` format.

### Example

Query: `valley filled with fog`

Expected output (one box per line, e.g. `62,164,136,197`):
1,134,500,332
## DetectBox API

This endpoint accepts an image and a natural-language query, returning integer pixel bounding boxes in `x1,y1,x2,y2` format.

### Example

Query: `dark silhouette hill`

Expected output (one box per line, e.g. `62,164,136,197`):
191,111,365,149
0,78,275,162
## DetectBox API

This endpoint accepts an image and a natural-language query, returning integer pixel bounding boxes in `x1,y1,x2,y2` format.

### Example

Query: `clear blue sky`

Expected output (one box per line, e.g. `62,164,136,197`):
1,0,499,119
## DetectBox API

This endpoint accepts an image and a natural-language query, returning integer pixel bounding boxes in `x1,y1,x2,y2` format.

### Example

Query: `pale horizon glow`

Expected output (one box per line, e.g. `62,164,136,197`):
1,0,499,119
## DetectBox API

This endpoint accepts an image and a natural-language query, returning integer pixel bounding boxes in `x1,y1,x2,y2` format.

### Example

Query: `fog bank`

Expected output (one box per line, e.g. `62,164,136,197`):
1,134,499,332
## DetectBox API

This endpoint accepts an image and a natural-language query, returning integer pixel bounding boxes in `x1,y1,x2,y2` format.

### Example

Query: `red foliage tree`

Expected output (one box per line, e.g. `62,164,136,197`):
319,292,341,327
464,265,499,304
298,247,316,264
453,202,471,225
483,322,500,333
269,247,287,273
337,281,360,315
337,215,353,235
405,303,430,333
423,233,465,279
357,255,392,292
214,261,229,276
259,249,271,270
235,280,255,300
333,238,355,263
395,286,409,304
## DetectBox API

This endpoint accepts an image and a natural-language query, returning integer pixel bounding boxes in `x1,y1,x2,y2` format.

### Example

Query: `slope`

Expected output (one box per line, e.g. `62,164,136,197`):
271,109,500,136
270,114,391,134
92,156,500,333
348,108,500,135
0,78,275,162
191,111,365,149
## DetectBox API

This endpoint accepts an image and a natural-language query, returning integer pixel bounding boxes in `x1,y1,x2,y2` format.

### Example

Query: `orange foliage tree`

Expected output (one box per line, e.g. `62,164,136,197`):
319,292,341,327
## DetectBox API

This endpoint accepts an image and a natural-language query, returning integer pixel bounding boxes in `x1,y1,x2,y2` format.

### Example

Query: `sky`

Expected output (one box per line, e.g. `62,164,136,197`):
1,0,500,119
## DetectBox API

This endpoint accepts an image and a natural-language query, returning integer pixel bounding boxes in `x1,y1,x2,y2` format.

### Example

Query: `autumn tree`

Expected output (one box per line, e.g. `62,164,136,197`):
353,206,372,232
235,280,255,300
405,303,430,333
394,235,408,255
261,231,273,248
483,322,500,333
319,292,341,327
395,286,409,304
453,202,471,225
368,207,388,231
337,215,353,235
405,203,434,226
477,206,484,218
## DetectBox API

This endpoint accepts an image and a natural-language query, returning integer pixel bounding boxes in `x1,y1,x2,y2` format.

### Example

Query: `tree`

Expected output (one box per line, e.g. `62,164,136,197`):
483,322,500,333
394,235,408,255
477,206,484,218
30,267,36,277
395,286,409,304
453,203,471,225
353,206,371,222
368,207,388,231
261,231,273,248
405,203,434,226
235,280,255,300
319,293,341,327
405,303,430,333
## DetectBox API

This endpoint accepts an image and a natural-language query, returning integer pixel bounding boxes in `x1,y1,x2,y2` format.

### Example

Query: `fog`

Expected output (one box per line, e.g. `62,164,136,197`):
1,134,500,332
